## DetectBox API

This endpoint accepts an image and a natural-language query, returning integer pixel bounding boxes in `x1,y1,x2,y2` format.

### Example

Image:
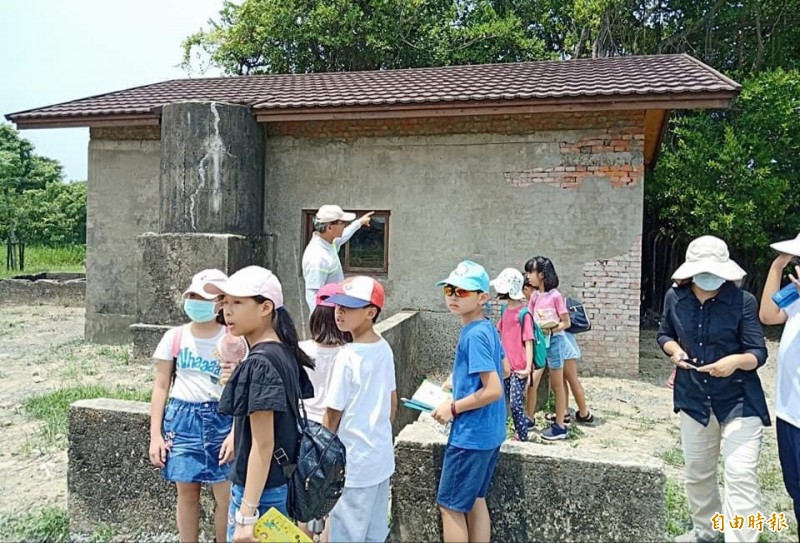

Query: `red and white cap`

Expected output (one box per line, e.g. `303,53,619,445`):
324,276,385,309
204,265,284,308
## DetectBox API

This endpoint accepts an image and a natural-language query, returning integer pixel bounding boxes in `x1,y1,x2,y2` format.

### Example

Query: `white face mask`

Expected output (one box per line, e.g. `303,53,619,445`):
692,273,726,292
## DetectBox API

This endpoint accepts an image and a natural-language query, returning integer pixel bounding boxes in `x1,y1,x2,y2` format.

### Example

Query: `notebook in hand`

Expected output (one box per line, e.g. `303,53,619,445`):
402,379,452,412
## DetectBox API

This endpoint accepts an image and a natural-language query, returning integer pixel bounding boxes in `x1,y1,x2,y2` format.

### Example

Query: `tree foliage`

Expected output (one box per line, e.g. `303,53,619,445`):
0,124,85,247
647,68,800,260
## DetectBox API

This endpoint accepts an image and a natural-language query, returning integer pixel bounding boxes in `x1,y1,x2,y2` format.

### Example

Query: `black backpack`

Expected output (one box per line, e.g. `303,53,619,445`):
566,297,592,334
277,387,347,522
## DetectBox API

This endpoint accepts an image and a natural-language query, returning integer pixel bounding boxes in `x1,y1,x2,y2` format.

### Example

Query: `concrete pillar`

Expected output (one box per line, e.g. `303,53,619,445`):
159,101,264,234
130,101,268,353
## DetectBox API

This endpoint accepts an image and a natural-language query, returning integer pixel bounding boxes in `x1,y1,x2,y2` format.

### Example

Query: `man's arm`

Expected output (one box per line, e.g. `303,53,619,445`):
334,212,374,249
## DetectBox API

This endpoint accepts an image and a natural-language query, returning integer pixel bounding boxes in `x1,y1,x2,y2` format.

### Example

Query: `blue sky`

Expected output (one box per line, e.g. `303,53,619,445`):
1,0,225,181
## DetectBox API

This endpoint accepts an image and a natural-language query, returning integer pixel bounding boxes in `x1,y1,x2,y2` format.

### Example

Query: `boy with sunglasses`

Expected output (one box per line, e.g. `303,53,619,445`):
431,260,505,543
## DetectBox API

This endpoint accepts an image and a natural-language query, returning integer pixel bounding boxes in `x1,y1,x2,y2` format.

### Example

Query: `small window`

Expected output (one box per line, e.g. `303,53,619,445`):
302,209,390,274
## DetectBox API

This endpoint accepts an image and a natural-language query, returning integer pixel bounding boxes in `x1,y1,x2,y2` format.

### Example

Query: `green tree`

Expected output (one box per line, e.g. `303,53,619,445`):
646,68,800,265
182,0,548,75
0,123,85,248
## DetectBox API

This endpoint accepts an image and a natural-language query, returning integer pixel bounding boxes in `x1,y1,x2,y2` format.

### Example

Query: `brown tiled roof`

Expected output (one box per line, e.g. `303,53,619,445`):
7,54,739,127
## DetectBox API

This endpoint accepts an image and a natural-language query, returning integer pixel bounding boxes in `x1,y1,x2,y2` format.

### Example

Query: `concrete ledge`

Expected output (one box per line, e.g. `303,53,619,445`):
68,399,216,539
391,418,666,542
0,275,85,306
131,323,172,361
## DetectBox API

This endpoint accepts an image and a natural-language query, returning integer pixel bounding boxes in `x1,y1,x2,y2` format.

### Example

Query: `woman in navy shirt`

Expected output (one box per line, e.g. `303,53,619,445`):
657,236,768,543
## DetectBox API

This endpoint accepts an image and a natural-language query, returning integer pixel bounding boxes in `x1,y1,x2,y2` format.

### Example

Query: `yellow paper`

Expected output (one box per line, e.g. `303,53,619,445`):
252,507,312,543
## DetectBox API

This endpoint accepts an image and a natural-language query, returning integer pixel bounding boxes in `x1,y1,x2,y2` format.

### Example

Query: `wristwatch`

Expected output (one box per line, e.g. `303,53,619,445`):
235,509,259,526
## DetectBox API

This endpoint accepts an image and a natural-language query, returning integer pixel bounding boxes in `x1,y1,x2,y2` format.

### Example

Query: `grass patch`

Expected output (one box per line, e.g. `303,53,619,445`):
0,506,69,542
665,477,692,536
0,244,85,279
24,384,150,449
657,444,685,468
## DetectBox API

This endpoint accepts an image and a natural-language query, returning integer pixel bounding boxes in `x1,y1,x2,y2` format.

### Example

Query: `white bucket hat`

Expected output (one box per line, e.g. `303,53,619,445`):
770,233,800,257
671,235,746,282
490,268,525,300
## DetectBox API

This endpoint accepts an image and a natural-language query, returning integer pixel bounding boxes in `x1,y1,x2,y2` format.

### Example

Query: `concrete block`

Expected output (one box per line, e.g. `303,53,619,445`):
159,101,265,235
136,232,271,326
0,276,85,306
84,312,136,345
68,399,216,539
391,419,666,542
376,311,422,433
131,323,172,361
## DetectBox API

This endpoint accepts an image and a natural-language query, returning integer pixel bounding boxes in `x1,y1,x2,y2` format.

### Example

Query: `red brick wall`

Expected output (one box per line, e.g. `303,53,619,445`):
578,236,643,377
267,110,644,139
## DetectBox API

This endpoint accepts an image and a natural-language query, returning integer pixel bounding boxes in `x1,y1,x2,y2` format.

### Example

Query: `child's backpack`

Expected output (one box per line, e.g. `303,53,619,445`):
566,297,592,334
282,400,347,522
262,346,346,522
501,306,547,370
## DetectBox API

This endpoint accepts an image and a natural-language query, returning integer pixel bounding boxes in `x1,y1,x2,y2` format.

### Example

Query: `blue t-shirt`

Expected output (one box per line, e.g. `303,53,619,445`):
449,319,506,450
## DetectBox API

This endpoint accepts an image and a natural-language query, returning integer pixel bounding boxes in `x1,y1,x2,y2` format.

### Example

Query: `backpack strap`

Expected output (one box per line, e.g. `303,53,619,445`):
171,325,184,360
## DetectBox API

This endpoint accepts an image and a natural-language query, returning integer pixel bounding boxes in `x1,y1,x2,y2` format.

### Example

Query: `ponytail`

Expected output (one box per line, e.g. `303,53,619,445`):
274,306,315,370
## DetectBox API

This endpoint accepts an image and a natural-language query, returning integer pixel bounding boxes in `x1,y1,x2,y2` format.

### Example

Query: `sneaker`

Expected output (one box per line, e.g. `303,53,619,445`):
575,410,594,424
544,412,572,424
540,423,568,441
526,417,536,429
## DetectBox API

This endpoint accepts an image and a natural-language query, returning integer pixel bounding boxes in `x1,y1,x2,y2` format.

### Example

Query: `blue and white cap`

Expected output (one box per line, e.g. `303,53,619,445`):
436,260,490,292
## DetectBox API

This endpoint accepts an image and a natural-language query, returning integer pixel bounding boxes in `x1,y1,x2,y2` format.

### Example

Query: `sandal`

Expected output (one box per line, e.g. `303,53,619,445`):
544,412,571,424
575,411,594,424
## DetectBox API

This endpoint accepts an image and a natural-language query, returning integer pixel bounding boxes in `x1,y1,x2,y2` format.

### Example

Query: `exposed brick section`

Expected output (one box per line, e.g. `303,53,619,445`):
90,126,160,141
504,129,645,189
267,111,644,139
578,236,642,377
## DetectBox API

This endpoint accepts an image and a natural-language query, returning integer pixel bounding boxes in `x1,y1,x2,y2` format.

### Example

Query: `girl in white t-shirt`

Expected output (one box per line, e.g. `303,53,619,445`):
148,269,234,543
300,282,353,424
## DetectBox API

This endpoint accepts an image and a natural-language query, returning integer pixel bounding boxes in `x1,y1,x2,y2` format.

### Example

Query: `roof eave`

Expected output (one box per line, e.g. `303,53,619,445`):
8,90,738,129
253,91,738,122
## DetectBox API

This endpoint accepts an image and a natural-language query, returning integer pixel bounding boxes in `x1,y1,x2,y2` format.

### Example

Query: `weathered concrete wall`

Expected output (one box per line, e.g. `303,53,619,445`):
392,418,666,542
375,311,422,433
86,127,160,343
0,275,85,306
68,399,216,539
264,112,644,376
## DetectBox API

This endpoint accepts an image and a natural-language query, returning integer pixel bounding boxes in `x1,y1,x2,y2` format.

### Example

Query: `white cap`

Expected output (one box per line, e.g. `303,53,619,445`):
204,266,284,308
771,233,800,257
671,236,746,282
315,205,356,224
490,268,525,300
183,269,228,300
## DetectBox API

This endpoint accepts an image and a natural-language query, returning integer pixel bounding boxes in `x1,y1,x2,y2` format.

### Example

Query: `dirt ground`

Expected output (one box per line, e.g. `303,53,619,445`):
0,305,795,540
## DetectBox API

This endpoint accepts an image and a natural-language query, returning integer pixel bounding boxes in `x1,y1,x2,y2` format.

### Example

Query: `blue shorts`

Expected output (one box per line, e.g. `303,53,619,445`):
227,483,288,542
437,445,500,513
562,332,582,360
546,334,565,370
162,398,233,484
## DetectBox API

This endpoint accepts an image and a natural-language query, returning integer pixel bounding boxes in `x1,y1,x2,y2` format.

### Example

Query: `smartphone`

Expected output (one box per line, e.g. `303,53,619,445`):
680,358,700,370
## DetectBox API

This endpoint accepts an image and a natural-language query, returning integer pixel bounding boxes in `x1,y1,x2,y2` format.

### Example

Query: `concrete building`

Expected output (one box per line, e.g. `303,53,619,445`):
7,54,740,376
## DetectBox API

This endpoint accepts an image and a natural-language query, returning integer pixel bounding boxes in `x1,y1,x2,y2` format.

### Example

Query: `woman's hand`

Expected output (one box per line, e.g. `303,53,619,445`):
697,357,739,378
148,435,171,468
669,349,696,370
233,523,257,543
219,431,235,465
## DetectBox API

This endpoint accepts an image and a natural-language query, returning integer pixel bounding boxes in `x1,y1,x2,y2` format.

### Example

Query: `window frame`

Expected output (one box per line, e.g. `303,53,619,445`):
302,209,391,275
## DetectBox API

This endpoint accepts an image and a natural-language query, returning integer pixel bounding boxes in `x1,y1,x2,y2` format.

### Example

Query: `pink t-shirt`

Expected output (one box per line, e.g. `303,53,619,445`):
528,289,568,336
497,305,535,371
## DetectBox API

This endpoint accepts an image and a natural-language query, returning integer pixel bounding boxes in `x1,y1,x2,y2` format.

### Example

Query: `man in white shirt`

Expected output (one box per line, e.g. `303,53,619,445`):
302,205,373,312
760,233,800,527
